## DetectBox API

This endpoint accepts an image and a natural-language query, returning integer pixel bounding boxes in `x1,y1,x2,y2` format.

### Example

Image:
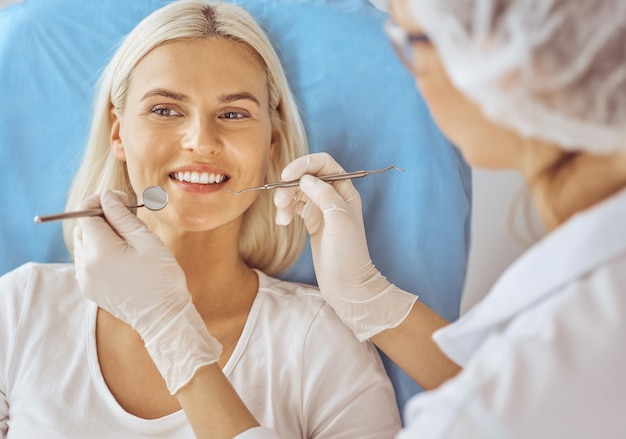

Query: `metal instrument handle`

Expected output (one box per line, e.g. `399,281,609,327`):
226,166,404,195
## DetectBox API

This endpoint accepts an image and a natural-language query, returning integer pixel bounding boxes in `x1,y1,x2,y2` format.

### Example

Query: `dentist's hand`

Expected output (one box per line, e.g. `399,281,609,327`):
274,153,417,341
73,190,222,394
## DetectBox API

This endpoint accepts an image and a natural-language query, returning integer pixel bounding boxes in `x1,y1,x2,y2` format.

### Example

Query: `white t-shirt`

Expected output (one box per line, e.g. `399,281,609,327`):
398,188,626,438
0,264,401,438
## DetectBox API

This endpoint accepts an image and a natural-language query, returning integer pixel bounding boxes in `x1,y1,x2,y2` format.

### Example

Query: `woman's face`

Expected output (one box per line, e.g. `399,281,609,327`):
110,38,275,234
389,0,524,170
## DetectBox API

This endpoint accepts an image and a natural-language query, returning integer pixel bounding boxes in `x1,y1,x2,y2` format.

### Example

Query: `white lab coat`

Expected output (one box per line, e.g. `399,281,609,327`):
399,187,626,439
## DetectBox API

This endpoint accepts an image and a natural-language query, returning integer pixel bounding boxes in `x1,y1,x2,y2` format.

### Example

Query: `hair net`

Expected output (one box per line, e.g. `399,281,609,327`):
408,0,626,153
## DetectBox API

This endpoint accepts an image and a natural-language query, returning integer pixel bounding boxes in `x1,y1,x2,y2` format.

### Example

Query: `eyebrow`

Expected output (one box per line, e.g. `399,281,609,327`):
140,88,260,107
218,92,260,107
140,88,190,103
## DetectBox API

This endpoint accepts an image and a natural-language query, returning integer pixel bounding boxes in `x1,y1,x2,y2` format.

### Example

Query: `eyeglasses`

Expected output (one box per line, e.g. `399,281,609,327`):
384,19,430,72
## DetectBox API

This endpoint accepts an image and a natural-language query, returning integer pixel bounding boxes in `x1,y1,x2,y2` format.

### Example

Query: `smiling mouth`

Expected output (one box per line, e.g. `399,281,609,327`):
169,171,230,185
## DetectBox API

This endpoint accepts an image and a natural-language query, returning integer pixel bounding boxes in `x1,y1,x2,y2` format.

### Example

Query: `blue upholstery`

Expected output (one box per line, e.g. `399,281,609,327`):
0,0,471,418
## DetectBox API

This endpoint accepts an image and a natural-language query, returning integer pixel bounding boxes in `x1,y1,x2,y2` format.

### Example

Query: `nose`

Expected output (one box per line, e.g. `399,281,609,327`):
180,116,222,156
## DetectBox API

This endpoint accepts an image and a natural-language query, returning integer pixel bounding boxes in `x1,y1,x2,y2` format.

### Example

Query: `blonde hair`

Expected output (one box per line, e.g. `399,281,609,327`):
64,0,308,276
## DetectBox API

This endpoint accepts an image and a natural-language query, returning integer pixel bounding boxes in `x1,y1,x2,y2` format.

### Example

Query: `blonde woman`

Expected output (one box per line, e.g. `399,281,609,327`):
0,1,401,438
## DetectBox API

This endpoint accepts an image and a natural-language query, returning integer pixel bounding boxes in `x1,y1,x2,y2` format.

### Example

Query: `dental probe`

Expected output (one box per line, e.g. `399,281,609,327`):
226,166,405,195
34,186,168,223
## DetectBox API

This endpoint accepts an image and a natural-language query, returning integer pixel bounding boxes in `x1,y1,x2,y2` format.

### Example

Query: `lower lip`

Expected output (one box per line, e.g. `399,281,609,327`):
169,176,228,194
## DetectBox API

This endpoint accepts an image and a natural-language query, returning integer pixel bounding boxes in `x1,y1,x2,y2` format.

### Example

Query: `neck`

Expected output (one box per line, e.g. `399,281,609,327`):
158,224,258,323
520,142,626,230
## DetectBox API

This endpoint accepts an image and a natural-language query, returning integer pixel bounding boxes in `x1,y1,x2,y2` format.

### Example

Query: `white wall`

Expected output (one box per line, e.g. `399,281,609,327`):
0,0,22,10
460,169,544,314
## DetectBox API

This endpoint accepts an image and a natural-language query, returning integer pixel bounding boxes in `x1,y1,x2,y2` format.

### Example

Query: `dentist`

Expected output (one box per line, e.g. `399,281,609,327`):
275,0,626,437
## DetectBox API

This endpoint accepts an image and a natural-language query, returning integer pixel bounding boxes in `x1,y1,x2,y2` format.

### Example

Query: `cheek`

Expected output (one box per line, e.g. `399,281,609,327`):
118,124,175,185
238,144,272,184
417,75,470,142
412,51,524,169
416,77,490,166
413,50,483,152
238,125,274,170
419,83,521,168
121,121,174,160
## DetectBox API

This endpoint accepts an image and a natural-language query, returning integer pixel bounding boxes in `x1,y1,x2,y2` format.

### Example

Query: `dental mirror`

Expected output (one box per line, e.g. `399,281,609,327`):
34,185,168,223
140,185,169,211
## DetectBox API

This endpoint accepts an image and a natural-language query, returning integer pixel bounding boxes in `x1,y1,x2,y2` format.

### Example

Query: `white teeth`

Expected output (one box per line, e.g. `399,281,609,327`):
172,171,226,185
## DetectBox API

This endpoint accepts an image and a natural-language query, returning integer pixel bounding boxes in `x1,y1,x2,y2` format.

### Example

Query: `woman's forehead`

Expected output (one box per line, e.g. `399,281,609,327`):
127,38,269,104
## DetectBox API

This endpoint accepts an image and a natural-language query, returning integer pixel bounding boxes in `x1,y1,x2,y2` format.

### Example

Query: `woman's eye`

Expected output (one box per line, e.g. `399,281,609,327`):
149,106,180,117
220,111,248,120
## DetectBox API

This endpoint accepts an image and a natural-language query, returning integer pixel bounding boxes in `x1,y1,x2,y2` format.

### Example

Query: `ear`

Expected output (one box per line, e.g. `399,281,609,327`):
110,106,126,161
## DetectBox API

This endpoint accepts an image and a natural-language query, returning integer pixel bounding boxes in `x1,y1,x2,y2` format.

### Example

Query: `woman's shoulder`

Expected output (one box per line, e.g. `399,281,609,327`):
248,270,398,391
255,270,322,298
2,261,75,276
252,270,368,348
0,263,87,365
1,262,76,292
255,270,326,310
233,272,401,437
0,262,82,317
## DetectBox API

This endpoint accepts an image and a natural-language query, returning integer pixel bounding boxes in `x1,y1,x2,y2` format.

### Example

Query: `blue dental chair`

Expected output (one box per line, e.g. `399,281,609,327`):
0,0,471,420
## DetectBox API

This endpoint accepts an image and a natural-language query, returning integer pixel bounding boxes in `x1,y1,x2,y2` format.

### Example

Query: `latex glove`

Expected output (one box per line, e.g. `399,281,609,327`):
73,190,222,394
274,153,417,341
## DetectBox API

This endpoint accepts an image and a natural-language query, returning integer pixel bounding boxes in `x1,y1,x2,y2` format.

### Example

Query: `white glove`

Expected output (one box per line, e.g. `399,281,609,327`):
73,190,222,394
274,153,418,341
